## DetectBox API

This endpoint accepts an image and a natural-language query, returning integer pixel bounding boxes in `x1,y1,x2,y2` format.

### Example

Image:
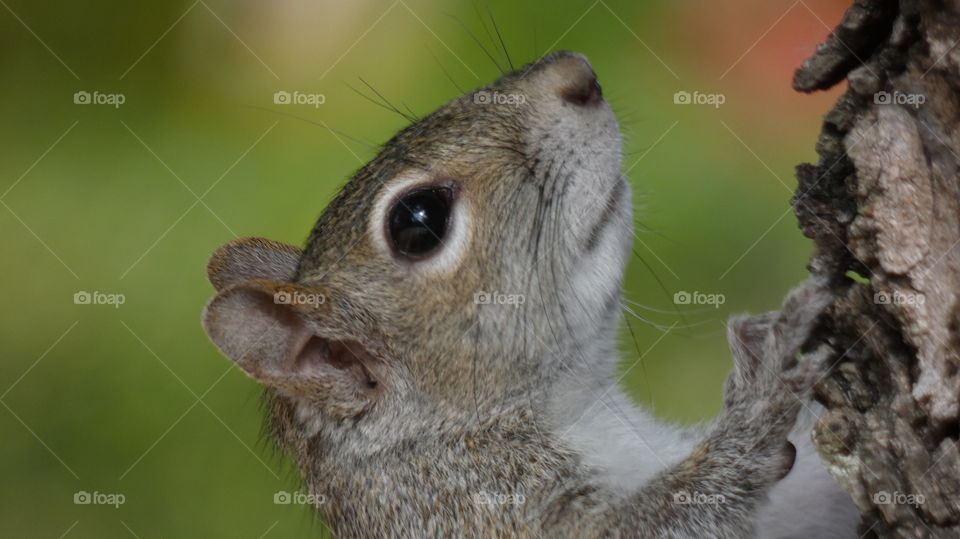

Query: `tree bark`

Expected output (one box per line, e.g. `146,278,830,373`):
792,0,960,536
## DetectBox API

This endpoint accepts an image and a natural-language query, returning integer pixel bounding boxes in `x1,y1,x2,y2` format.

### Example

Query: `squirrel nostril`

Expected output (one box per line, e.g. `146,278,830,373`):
561,74,603,106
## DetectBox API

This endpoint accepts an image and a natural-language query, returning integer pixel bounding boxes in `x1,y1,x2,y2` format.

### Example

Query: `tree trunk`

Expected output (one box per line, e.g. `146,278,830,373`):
791,0,960,536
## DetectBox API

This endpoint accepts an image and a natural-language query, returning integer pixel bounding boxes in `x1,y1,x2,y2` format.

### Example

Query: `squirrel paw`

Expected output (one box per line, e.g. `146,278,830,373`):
723,276,833,428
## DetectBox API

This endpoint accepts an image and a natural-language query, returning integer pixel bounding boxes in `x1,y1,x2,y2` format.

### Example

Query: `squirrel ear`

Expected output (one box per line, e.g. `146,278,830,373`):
207,237,303,291
202,280,382,416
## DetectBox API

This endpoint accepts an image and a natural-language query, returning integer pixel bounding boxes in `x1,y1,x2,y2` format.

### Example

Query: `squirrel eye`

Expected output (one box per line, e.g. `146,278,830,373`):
387,187,452,259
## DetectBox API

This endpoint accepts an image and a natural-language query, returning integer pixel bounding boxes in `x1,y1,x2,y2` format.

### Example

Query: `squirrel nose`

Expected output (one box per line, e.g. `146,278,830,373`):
547,51,603,106
563,73,602,106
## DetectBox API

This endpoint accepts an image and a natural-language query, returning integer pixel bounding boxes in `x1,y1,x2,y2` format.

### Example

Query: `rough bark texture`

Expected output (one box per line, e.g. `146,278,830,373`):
792,0,960,536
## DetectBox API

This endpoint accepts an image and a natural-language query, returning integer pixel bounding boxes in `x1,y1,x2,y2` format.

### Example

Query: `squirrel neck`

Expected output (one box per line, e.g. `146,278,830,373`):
295,307,644,535
304,406,583,537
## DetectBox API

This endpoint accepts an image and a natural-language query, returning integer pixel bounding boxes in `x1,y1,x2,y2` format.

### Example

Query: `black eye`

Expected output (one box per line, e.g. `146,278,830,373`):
387,187,452,259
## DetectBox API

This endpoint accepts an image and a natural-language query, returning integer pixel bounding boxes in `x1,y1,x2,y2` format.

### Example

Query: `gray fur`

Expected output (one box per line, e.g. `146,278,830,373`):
202,51,858,537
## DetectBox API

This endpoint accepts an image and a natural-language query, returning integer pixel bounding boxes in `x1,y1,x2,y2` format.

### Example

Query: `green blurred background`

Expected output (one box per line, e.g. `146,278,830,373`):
0,0,847,536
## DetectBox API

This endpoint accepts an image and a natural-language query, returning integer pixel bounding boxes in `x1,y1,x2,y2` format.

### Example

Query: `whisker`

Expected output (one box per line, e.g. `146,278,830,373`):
241,104,379,150
483,0,514,70
628,247,689,325
400,101,418,120
359,77,418,122
620,297,683,315
623,315,653,407
427,46,465,94
619,303,714,332
348,78,417,123
633,222,680,244
445,12,504,74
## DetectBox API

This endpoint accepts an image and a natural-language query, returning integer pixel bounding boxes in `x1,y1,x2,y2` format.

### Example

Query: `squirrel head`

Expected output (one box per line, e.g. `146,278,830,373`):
202,51,631,449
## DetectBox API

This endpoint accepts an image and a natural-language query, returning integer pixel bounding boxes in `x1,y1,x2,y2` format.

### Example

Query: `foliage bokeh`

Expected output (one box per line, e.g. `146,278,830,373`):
0,0,845,536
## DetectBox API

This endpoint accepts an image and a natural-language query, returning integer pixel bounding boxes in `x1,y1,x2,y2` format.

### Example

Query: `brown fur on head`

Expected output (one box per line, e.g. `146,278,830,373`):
203,51,630,455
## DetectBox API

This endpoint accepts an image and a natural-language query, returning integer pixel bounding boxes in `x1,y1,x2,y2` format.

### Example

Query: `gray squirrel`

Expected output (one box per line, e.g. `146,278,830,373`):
202,51,859,537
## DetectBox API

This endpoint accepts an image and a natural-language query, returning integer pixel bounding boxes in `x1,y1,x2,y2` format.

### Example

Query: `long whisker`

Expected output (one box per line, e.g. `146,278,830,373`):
633,221,680,244
483,0,514,70
620,297,685,315
445,12,504,74
400,101,418,120
469,1,498,60
623,316,653,407
347,78,417,123
619,302,717,331
427,46,465,94
623,300,725,317
241,104,379,150
628,246,689,327
359,78,419,122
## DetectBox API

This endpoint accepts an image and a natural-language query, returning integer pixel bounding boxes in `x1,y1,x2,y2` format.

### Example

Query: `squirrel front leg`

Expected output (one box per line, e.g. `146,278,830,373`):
549,277,834,538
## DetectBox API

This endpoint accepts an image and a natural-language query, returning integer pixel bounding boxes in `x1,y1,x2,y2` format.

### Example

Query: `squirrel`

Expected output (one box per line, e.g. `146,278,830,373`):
202,51,859,538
